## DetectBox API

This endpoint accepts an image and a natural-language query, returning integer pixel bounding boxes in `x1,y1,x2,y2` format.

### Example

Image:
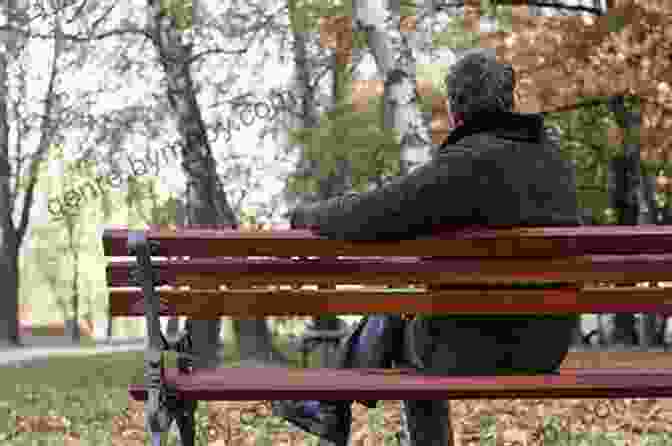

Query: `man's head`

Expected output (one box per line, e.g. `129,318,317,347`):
443,48,516,128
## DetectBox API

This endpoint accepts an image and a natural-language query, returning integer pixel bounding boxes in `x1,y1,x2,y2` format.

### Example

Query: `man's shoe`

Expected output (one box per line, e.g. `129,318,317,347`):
271,399,351,446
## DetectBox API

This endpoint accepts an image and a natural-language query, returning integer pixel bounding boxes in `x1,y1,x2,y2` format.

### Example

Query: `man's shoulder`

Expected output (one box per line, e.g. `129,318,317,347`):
456,127,562,156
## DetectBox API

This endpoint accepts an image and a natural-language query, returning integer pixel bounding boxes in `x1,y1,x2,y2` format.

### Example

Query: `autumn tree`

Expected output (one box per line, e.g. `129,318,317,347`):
0,0,66,347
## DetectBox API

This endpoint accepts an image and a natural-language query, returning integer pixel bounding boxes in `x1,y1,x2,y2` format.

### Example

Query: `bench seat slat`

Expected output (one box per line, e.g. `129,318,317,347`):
127,368,672,401
102,226,672,258
108,286,672,317
106,255,672,287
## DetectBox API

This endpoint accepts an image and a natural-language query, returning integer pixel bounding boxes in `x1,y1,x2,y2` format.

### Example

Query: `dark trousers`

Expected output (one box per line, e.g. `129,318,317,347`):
337,313,575,445
340,313,575,374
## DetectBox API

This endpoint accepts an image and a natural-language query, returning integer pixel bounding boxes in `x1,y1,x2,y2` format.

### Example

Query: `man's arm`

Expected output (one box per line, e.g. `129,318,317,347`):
290,149,485,240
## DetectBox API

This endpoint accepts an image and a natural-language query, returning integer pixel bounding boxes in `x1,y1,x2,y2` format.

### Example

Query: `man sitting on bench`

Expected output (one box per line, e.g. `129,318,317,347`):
272,48,582,445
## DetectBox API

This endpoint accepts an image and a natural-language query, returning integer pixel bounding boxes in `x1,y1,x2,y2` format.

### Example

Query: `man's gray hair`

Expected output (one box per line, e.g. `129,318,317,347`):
443,48,515,122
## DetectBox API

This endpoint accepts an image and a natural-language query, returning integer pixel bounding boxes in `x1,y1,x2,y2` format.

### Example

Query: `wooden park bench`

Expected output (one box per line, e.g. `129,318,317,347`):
103,224,672,446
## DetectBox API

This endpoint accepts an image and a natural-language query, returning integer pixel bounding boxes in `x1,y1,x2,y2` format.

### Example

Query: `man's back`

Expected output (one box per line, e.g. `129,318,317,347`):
449,112,580,227
289,110,581,375
408,110,581,375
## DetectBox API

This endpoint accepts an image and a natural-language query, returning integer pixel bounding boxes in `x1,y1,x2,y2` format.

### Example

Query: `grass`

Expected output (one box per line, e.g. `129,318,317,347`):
2,335,672,445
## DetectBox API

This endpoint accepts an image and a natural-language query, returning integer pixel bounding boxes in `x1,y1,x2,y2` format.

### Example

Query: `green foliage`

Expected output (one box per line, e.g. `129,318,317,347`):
605,13,627,34
416,63,452,115
432,17,482,51
160,0,193,32
432,3,513,50
286,95,402,197
544,96,625,225
238,207,260,226
289,0,353,34
30,143,182,327
400,2,416,17
123,175,183,227
151,195,182,226
289,0,416,35
493,3,514,33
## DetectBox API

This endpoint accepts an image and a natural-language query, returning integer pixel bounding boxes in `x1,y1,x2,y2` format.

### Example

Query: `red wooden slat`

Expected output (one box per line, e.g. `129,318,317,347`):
102,226,672,258
108,286,672,317
106,255,672,287
127,367,672,401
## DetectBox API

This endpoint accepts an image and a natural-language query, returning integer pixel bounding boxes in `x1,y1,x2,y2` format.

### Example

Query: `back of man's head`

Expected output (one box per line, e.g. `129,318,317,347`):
443,48,516,123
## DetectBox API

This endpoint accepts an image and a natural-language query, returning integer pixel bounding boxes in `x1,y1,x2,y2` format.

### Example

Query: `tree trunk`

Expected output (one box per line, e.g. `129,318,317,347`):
0,0,57,348
571,317,584,347
353,0,442,443
606,96,642,348
147,0,286,368
106,305,114,342
283,5,346,340
310,50,354,337
166,197,186,340
166,316,180,339
70,255,81,344
232,318,289,362
148,0,226,369
638,172,662,348
67,218,81,344
573,210,596,347
0,7,20,347
0,232,20,348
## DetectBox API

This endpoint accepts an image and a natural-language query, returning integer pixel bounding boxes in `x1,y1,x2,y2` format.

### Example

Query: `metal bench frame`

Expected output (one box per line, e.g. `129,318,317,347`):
128,231,198,446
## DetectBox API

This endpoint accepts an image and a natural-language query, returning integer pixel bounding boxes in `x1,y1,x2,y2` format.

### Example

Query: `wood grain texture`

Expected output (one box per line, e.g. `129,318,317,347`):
102,225,672,258
127,367,672,401
106,255,672,287
108,286,672,317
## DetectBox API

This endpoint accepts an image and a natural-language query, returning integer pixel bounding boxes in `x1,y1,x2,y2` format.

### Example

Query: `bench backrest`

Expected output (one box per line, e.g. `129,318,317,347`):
103,225,672,318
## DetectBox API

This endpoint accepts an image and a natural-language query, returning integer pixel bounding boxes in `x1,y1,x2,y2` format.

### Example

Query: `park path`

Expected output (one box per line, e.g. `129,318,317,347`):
0,335,146,367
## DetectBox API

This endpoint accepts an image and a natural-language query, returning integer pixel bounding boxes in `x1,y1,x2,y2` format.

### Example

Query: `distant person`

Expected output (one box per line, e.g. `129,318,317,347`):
273,48,582,446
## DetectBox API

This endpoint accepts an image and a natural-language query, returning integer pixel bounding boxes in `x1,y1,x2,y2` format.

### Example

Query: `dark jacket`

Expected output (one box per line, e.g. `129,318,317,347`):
291,110,582,374
291,110,581,238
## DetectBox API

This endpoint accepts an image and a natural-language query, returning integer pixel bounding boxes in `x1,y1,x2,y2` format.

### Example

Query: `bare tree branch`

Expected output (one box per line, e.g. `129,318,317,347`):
524,0,605,15
10,66,27,215
16,16,63,243
65,0,90,24
0,24,155,43
434,0,606,15
89,3,119,31
185,46,251,64
186,6,281,65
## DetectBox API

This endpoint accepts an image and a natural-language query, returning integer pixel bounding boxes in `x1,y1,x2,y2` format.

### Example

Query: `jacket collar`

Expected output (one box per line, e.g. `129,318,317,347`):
438,111,545,151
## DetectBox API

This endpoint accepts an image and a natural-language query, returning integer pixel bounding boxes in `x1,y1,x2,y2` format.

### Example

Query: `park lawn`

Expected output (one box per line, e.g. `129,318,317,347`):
2,336,672,445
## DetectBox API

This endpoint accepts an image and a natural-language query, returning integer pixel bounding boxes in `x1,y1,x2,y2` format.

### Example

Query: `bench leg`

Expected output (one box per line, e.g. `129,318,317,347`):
128,231,178,444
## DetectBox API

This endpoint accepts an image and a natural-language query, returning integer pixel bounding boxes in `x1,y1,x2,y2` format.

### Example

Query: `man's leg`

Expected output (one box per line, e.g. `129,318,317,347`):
506,315,576,373
341,315,406,408
403,400,454,446
398,317,509,446
400,315,575,446
272,315,406,445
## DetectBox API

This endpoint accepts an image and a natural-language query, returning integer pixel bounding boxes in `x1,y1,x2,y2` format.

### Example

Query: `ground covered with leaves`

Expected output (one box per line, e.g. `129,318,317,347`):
3,342,672,445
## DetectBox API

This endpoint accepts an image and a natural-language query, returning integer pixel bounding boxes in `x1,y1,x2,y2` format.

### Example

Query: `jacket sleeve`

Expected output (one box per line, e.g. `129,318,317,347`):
289,149,485,240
